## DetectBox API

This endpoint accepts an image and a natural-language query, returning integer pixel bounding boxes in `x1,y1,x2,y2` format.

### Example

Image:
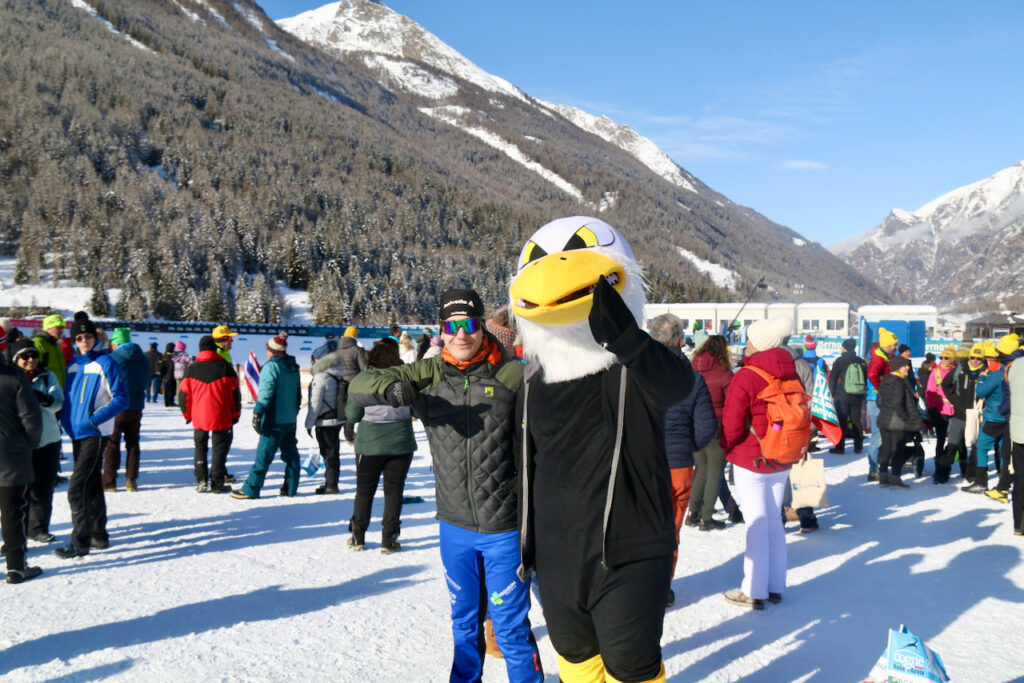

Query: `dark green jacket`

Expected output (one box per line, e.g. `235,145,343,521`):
349,341,523,533
345,402,416,456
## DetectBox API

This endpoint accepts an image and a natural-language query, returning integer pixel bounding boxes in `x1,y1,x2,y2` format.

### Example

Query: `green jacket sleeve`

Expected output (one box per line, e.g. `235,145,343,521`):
347,358,441,408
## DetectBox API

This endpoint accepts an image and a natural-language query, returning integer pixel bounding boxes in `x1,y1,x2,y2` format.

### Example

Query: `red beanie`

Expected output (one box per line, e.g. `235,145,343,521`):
267,331,288,352
803,334,817,350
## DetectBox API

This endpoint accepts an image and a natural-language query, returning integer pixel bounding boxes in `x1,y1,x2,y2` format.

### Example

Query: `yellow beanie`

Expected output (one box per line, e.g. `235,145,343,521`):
940,344,956,360
969,342,985,359
955,347,969,359
878,327,898,348
983,340,998,358
344,326,358,338
996,333,1020,356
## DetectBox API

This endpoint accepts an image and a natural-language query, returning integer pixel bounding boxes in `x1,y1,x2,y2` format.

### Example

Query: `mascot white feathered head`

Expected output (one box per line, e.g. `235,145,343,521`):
509,216,647,383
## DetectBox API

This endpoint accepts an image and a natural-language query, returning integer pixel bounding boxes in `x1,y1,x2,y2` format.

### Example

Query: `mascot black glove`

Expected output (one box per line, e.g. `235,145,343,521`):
33,390,54,407
252,412,263,435
386,381,418,408
588,275,638,348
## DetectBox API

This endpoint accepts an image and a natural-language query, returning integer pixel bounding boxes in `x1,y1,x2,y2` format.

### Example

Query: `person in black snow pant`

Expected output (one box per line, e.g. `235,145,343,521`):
0,329,45,584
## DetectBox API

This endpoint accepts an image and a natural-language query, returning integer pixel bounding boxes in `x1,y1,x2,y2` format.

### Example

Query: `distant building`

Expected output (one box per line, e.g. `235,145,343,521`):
643,302,850,337
963,313,1024,340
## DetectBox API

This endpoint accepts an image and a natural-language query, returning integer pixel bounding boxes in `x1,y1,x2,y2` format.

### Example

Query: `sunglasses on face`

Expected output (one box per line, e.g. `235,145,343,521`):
17,351,39,360
441,318,483,335
75,334,95,342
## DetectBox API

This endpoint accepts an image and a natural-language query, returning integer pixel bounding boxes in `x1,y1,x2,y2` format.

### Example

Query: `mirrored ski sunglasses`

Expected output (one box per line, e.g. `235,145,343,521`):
441,317,484,335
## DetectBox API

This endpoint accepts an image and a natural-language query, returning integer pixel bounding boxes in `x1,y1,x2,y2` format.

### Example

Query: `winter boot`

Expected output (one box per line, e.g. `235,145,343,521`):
6,566,42,584
877,471,891,488
962,468,988,494
53,545,89,559
724,589,764,610
889,475,910,489
346,532,365,551
380,535,401,554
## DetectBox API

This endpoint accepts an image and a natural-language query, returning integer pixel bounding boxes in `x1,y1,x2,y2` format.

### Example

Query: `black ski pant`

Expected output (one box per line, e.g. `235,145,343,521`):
834,394,864,451
1,485,28,571
927,409,949,463
315,425,342,489
26,441,61,537
936,417,966,481
194,428,233,487
102,409,143,488
1011,442,1024,534
880,429,911,476
996,430,1013,490
163,378,176,406
68,437,108,548
538,554,672,682
349,453,413,542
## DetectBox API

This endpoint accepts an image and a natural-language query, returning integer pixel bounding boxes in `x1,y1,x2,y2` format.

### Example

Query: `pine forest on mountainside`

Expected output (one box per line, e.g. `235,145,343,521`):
0,0,888,325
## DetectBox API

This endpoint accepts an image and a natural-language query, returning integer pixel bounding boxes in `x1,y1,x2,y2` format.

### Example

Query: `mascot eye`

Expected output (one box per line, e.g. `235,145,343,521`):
520,241,547,268
564,226,599,251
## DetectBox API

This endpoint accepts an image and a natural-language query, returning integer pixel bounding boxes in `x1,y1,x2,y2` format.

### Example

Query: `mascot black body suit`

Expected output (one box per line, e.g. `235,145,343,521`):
510,217,694,683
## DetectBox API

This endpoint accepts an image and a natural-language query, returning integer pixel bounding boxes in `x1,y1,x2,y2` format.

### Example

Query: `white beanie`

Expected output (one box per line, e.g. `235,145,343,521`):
746,316,792,351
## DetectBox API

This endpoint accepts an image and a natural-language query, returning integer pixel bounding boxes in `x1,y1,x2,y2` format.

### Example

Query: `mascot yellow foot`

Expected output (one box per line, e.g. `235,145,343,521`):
557,654,666,683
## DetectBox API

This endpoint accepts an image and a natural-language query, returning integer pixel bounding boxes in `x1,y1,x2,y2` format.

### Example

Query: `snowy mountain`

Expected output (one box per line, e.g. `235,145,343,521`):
0,0,888,326
279,2,699,195
276,0,886,305
835,161,1024,306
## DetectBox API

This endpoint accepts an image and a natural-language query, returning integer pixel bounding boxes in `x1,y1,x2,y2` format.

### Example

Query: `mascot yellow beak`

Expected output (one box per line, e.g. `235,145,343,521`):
510,250,626,327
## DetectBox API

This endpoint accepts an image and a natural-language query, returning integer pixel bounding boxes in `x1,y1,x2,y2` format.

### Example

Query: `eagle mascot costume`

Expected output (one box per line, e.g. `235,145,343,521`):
510,216,694,683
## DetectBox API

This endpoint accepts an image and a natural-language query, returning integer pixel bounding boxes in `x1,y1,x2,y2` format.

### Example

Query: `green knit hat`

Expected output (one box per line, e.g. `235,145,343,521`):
111,327,132,346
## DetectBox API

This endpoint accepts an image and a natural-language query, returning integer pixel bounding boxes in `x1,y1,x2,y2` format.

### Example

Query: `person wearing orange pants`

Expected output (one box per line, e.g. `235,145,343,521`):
648,314,717,607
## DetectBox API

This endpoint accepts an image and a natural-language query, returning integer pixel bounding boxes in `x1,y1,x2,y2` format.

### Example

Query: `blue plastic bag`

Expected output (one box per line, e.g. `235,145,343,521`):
302,452,324,477
867,624,949,682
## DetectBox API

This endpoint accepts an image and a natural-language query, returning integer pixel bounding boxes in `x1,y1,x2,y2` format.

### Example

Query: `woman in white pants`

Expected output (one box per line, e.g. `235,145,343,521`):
720,316,799,609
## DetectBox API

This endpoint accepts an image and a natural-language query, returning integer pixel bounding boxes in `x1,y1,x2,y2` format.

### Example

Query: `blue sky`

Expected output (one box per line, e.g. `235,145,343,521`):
261,1,1024,247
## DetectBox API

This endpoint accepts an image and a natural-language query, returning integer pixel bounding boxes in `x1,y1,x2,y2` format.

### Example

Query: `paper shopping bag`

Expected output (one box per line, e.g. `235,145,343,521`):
790,454,829,508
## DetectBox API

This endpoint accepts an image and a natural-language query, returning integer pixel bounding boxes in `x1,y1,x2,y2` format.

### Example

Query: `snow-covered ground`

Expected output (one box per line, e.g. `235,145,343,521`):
3,406,1022,682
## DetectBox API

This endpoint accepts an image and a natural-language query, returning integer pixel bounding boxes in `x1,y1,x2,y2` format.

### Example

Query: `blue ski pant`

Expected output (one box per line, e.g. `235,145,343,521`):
976,421,1006,469
439,521,542,683
241,426,300,498
866,399,880,473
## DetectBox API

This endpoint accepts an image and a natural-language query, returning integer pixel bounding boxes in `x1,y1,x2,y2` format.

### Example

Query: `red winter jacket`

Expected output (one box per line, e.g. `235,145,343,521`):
177,350,241,431
722,346,798,474
691,352,733,420
867,347,890,393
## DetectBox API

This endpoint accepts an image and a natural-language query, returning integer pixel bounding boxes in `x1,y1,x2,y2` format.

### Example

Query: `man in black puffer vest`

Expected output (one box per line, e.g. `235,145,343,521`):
349,289,542,683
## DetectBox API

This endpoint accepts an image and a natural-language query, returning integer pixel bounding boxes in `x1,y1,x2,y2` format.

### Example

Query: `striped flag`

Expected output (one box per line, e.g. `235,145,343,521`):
244,351,261,402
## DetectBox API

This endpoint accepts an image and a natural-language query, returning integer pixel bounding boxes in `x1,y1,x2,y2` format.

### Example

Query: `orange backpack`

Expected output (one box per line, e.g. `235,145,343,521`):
744,365,812,466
